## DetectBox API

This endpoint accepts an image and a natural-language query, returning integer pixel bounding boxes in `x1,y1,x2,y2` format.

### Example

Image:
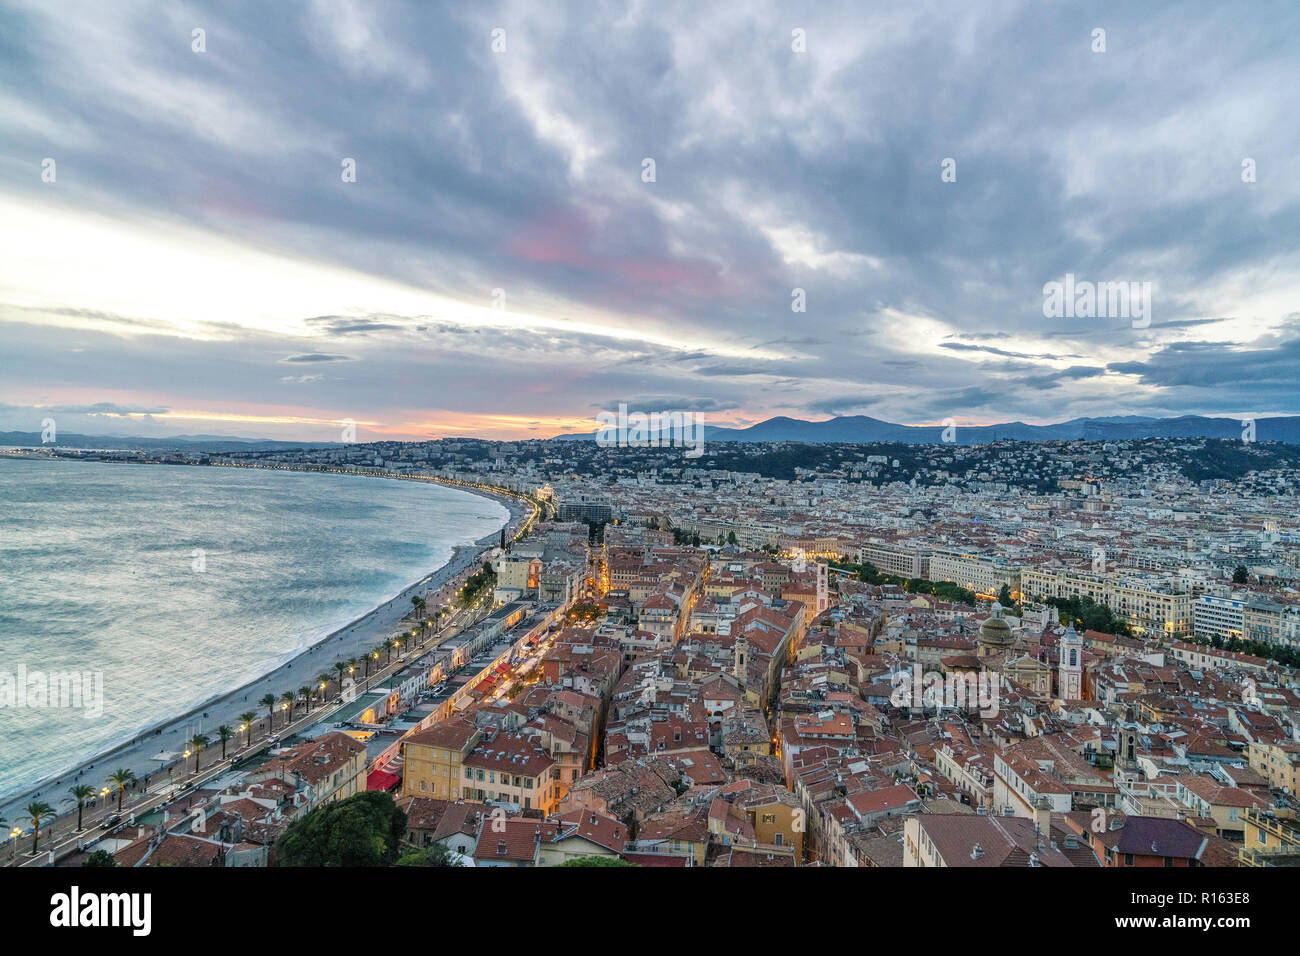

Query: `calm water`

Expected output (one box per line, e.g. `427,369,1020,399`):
0,458,508,800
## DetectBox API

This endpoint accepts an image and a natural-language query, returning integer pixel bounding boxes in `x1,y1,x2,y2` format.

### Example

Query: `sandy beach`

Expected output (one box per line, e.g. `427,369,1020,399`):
0,475,529,826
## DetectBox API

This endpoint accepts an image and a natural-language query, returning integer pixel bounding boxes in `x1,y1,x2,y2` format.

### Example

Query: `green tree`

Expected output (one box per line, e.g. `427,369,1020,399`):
189,734,209,773
394,843,465,867
274,791,407,867
107,768,136,813
66,784,95,832
82,849,117,867
1232,565,1249,585
260,693,277,733
280,691,296,726
239,711,258,748
24,801,54,855
216,725,234,759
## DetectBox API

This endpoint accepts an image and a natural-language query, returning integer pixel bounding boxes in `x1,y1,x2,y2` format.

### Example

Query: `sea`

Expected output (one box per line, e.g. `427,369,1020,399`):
0,457,509,802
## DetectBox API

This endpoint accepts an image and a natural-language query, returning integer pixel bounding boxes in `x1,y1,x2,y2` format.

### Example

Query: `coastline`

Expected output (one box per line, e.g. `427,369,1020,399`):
0,465,531,822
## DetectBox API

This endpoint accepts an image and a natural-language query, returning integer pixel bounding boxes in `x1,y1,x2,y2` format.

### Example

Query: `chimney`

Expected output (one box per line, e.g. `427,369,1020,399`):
970,843,983,860
1033,799,1051,838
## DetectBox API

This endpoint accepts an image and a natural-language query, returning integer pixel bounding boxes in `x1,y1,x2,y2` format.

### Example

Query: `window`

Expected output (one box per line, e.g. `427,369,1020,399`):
1124,853,1134,866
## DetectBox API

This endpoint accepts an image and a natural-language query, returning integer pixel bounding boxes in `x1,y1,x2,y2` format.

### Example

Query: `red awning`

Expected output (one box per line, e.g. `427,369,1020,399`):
496,662,510,674
366,769,401,792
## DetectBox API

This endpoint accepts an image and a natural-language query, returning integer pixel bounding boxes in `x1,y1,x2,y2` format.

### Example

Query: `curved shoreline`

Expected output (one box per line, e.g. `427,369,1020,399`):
0,462,533,820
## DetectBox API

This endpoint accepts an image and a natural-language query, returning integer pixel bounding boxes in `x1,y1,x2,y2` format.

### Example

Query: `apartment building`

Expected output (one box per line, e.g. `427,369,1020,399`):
1194,593,1245,640
929,551,1019,597
399,718,482,800
857,541,930,578
1246,741,1300,794
461,731,563,814
249,732,368,811
1021,568,1191,637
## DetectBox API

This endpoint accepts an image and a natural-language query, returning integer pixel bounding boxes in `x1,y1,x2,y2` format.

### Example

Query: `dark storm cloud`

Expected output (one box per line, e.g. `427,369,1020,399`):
1108,336,1300,391
938,342,1074,361
280,353,353,364
302,316,406,335
595,396,735,413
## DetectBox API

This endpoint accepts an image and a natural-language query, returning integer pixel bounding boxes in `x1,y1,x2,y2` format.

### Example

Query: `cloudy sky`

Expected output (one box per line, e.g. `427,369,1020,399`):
1,0,1297,442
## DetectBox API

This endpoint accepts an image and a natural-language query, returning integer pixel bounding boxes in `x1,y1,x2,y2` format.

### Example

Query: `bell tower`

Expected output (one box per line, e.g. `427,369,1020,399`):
1058,623,1083,700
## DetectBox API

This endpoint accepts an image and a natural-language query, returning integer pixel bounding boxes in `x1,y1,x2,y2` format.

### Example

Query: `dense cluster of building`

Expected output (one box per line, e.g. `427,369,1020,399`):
52,434,1300,866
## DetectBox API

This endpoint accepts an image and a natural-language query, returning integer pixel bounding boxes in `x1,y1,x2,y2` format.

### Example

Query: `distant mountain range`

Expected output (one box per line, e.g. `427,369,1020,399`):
555,414,1300,445
5,413,1299,452
0,432,341,453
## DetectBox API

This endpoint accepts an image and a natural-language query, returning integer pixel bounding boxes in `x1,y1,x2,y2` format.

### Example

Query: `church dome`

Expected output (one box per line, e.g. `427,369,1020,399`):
978,616,1014,649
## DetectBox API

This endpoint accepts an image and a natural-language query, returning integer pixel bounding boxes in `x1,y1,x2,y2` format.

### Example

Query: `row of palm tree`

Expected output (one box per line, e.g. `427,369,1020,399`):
26,613,463,857
10,762,144,858
9,570,477,861
11,643,444,858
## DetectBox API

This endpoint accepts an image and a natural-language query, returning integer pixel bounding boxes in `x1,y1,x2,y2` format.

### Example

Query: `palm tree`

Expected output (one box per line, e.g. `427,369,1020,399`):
260,693,277,733
299,685,313,714
334,660,347,688
189,734,209,773
239,711,257,748
216,725,234,759
382,638,394,664
107,769,136,813
66,784,94,831
24,802,54,855
280,690,295,726
411,594,426,619
347,658,360,684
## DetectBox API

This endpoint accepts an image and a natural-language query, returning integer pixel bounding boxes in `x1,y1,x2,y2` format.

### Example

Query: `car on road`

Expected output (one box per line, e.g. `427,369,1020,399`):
99,814,121,830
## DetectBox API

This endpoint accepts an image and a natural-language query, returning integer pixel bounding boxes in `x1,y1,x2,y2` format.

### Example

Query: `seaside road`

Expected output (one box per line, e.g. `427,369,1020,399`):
3,557,462,829
6,588,497,866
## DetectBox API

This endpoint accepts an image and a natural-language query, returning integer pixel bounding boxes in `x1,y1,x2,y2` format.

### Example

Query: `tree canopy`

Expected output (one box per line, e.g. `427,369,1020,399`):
274,791,407,867
394,843,465,867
